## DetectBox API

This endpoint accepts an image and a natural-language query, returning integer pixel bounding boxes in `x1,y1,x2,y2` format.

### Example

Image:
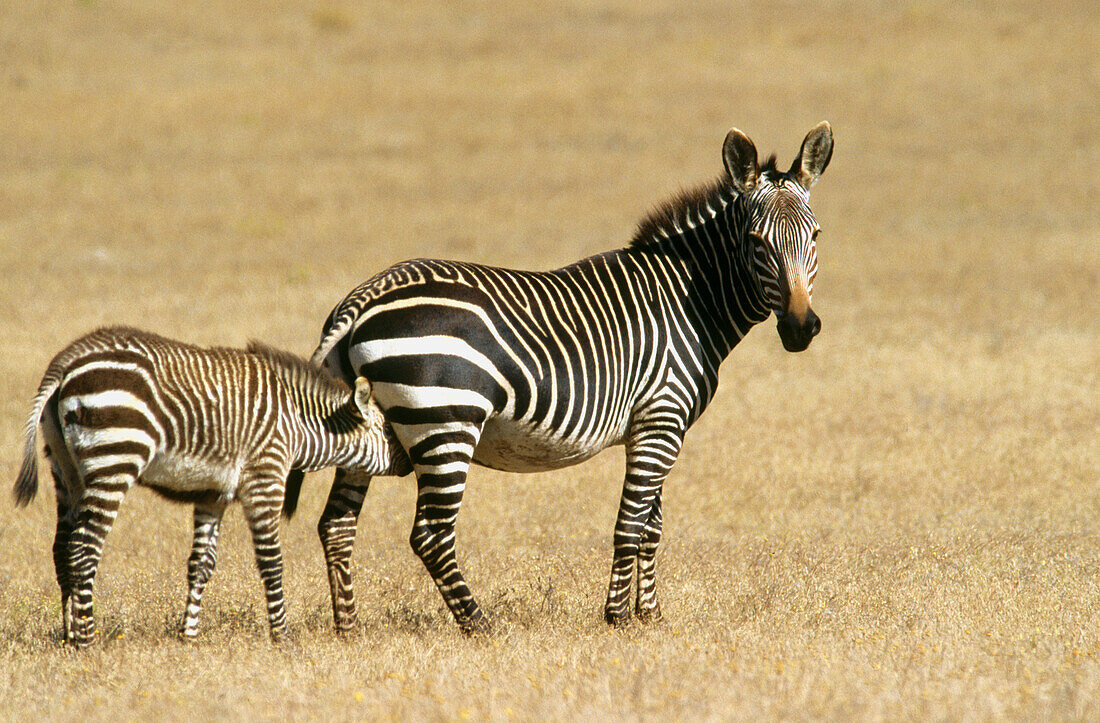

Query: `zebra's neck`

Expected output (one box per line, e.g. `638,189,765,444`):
623,187,771,368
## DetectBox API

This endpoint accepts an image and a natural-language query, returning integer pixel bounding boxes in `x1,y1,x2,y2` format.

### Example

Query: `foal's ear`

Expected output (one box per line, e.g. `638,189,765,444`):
352,377,375,420
723,128,760,195
791,121,833,189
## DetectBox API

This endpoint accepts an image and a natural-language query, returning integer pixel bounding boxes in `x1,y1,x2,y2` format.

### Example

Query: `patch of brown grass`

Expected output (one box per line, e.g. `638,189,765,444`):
1,0,1097,719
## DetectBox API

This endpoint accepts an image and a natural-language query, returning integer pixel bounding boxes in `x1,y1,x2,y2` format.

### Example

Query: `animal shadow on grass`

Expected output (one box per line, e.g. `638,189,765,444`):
296,600,447,637
164,603,270,645
294,576,578,638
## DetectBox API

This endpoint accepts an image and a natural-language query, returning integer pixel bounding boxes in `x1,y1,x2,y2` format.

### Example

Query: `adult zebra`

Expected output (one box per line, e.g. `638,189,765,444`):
306,123,833,633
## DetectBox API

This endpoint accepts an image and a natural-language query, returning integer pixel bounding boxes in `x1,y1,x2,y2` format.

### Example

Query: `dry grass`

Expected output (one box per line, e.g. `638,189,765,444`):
1,0,1098,719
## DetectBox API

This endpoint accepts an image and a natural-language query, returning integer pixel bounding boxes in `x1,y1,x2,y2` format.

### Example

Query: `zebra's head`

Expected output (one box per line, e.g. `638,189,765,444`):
724,122,833,352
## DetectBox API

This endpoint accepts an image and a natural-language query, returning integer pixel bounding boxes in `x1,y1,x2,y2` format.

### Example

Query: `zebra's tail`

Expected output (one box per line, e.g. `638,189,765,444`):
309,305,357,370
283,469,305,519
14,364,66,507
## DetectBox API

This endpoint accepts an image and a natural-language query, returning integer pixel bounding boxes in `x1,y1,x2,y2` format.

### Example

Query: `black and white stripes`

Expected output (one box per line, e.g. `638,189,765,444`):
308,123,834,632
14,326,408,647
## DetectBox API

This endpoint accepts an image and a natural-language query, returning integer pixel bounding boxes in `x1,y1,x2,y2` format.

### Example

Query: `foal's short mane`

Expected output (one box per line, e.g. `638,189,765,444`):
245,341,350,396
629,155,779,249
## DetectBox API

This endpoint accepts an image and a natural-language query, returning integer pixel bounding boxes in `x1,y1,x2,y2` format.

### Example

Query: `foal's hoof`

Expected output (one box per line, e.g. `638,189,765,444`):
67,634,95,649
459,612,493,637
68,620,96,649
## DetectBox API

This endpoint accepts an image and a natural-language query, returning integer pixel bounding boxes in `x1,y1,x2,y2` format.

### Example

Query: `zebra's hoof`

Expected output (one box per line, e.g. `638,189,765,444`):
68,620,96,649
636,602,663,624
604,608,632,630
334,622,363,638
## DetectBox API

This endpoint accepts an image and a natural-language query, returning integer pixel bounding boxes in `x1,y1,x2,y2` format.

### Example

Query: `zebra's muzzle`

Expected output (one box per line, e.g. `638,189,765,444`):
776,308,820,352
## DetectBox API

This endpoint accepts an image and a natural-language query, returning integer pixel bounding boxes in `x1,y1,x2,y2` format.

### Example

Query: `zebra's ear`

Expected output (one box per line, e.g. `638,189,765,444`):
791,121,833,190
352,377,375,420
723,128,759,195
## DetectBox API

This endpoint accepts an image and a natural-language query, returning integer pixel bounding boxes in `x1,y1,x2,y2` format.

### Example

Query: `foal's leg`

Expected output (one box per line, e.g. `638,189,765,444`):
239,468,289,642
50,470,76,643
42,411,78,642
180,501,228,640
317,467,372,634
66,468,137,648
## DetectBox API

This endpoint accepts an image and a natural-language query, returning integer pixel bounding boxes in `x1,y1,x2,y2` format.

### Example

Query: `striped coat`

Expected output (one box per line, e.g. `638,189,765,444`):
305,124,834,633
14,326,408,646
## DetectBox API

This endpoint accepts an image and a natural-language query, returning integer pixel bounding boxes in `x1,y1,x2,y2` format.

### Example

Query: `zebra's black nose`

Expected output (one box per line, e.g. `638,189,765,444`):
807,309,821,338
777,308,820,352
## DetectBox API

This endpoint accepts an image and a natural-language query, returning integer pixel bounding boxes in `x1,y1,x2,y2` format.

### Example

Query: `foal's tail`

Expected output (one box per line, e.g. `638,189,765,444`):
282,469,305,520
14,363,67,507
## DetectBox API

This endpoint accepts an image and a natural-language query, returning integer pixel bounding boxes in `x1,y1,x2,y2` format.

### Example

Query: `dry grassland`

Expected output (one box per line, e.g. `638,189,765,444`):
1,0,1098,719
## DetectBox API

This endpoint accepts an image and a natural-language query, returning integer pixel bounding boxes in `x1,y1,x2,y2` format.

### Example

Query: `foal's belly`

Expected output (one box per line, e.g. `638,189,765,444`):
141,452,241,497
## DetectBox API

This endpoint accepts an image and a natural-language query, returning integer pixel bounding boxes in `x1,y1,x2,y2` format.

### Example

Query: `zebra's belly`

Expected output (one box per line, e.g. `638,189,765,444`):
472,417,623,473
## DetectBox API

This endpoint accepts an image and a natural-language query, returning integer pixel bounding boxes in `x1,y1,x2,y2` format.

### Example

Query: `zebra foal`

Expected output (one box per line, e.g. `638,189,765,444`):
13,326,408,647
307,123,834,633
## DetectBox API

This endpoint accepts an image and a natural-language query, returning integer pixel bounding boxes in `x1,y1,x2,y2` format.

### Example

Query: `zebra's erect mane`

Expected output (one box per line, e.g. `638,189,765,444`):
628,155,782,249
629,177,733,248
245,341,351,399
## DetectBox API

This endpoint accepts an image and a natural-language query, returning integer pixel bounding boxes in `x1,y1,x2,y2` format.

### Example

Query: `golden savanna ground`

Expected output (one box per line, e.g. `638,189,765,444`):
1,0,1097,719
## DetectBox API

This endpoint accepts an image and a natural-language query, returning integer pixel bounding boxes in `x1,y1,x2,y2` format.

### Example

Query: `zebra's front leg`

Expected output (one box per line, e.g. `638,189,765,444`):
240,471,289,642
317,467,371,635
604,425,682,629
604,487,660,628
180,502,227,640
635,488,664,623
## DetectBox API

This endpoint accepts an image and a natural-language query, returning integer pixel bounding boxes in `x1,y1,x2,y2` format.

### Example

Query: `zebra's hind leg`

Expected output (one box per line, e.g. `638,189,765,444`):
240,468,289,642
50,476,75,645
317,467,372,635
403,422,489,635
634,489,663,624
180,502,227,641
43,410,79,644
